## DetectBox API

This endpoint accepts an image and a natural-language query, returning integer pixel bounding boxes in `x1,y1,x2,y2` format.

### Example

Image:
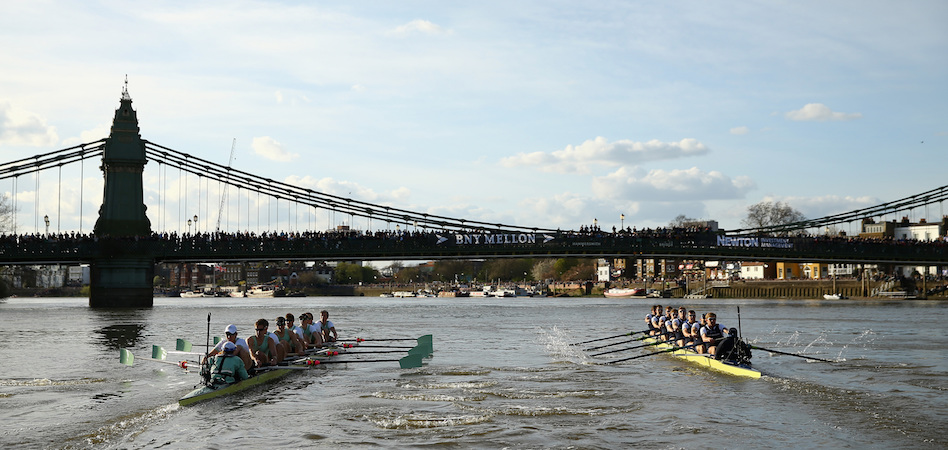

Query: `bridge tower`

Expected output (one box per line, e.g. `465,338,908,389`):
89,82,155,307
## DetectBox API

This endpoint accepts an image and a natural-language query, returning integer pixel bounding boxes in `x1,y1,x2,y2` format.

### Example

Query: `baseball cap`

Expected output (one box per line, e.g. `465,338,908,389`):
225,324,238,335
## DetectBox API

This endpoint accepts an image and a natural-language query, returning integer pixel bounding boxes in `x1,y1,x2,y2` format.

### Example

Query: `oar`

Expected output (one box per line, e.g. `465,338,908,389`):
749,345,835,363
590,339,663,357
346,334,432,344
605,343,699,364
584,335,649,351
570,330,649,346
119,348,191,369
302,354,424,369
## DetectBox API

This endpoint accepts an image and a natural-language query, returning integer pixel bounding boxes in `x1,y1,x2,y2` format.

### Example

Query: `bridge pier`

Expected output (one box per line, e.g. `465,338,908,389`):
89,258,155,307
89,81,155,308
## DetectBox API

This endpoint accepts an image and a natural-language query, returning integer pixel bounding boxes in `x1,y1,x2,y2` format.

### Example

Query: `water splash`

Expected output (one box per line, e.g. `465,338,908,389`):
535,325,587,363
836,329,876,360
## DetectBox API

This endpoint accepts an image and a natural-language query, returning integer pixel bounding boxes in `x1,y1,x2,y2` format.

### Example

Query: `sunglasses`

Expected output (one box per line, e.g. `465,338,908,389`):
256,328,266,331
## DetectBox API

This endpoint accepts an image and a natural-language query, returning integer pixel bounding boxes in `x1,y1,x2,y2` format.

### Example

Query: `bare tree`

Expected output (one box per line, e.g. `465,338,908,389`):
741,201,806,234
669,214,703,228
0,195,13,233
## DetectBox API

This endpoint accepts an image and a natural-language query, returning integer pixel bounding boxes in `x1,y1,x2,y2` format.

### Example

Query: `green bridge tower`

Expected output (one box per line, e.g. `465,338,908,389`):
90,82,155,307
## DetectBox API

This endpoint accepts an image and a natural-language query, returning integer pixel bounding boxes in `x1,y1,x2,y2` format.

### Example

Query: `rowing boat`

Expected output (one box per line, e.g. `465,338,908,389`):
640,336,761,379
178,345,346,406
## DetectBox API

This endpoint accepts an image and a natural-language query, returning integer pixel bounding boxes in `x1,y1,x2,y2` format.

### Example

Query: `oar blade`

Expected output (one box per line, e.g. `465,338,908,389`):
407,345,431,357
152,345,168,361
416,334,432,349
399,354,424,369
176,339,193,352
120,348,134,366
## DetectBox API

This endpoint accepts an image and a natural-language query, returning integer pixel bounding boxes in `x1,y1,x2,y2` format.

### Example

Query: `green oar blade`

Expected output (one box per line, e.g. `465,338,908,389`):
120,349,134,366
407,345,431,357
152,345,168,360
399,354,424,369
176,339,192,352
416,335,432,349
214,336,221,345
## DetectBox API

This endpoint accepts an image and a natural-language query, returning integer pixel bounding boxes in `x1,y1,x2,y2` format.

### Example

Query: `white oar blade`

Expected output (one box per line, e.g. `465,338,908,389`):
176,339,193,352
120,349,134,366
152,345,168,361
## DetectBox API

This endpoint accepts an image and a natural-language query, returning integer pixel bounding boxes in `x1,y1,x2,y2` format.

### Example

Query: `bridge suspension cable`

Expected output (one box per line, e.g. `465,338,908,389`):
730,184,948,235
144,141,556,234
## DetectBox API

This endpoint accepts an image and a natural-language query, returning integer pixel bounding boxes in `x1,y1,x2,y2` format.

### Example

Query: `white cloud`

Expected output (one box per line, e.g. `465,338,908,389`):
284,175,409,204
761,194,880,221
785,103,862,122
252,136,299,162
500,137,710,174
275,91,284,103
591,166,755,201
62,124,110,147
351,84,367,93
0,101,58,146
730,126,750,135
391,19,449,36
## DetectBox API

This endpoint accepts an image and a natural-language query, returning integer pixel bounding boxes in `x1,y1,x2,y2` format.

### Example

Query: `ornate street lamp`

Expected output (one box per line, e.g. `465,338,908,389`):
620,214,625,230
44,215,50,235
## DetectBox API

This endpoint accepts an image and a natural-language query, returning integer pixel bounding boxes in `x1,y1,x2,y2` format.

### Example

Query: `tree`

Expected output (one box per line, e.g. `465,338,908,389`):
669,214,704,228
0,194,13,233
334,262,365,284
741,201,806,234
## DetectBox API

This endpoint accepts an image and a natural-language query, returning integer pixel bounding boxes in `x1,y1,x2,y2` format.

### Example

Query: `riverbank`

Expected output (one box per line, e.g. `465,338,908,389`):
3,279,944,300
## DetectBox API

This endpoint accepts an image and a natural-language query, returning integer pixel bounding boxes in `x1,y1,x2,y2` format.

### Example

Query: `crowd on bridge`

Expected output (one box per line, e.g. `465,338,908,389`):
1,223,946,260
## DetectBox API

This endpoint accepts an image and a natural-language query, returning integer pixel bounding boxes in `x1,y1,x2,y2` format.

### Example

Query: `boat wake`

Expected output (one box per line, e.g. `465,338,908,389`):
61,402,179,449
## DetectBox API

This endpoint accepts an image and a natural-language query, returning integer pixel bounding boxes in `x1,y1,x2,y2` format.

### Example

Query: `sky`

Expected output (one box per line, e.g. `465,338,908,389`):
1,1,946,236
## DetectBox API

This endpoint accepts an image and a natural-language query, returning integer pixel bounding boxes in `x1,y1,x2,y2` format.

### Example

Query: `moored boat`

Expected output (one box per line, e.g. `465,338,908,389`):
604,288,646,298
640,336,761,378
246,285,276,298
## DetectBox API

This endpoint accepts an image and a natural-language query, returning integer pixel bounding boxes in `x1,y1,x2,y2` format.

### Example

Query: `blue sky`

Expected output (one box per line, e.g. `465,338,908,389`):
1,1,946,235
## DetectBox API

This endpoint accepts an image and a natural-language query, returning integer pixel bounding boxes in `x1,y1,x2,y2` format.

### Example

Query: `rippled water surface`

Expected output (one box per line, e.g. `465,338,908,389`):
1,296,945,449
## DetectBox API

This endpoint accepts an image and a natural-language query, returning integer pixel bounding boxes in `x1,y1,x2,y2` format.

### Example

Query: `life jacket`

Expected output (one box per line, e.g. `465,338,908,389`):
211,355,238,385
703,324,725,340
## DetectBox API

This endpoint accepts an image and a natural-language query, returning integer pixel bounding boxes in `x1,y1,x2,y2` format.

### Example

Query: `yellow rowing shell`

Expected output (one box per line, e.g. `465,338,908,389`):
178,346,346,406
641,336,762,379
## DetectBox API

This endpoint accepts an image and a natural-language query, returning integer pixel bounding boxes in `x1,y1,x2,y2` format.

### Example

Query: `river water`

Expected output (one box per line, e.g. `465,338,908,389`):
1,296,945,449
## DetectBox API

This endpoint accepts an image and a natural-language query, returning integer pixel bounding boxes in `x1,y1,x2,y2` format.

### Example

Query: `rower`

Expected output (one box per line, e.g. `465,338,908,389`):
247,318,279,367
645,305,658,335
681,310,698,347
299,312,325,349
673,307,688,347
205,324,251,369
650,304,665,337
209,341,250,386
699,312,730,356
662,307,676,341
267,320,286,364
318,310,338,343
274,315,306,357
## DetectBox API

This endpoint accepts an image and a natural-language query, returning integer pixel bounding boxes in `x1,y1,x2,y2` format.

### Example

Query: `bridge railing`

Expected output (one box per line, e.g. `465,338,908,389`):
1,231,946,264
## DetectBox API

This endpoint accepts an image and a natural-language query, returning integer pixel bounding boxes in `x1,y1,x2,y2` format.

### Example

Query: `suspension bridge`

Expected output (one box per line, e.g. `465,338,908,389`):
2,87,947,307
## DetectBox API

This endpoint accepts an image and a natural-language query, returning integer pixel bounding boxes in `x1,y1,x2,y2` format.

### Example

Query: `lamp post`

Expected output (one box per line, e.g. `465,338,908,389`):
44,215,49,235
187,219,192,235
193,215,198,233
620,214,625,231
593,218,598,230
